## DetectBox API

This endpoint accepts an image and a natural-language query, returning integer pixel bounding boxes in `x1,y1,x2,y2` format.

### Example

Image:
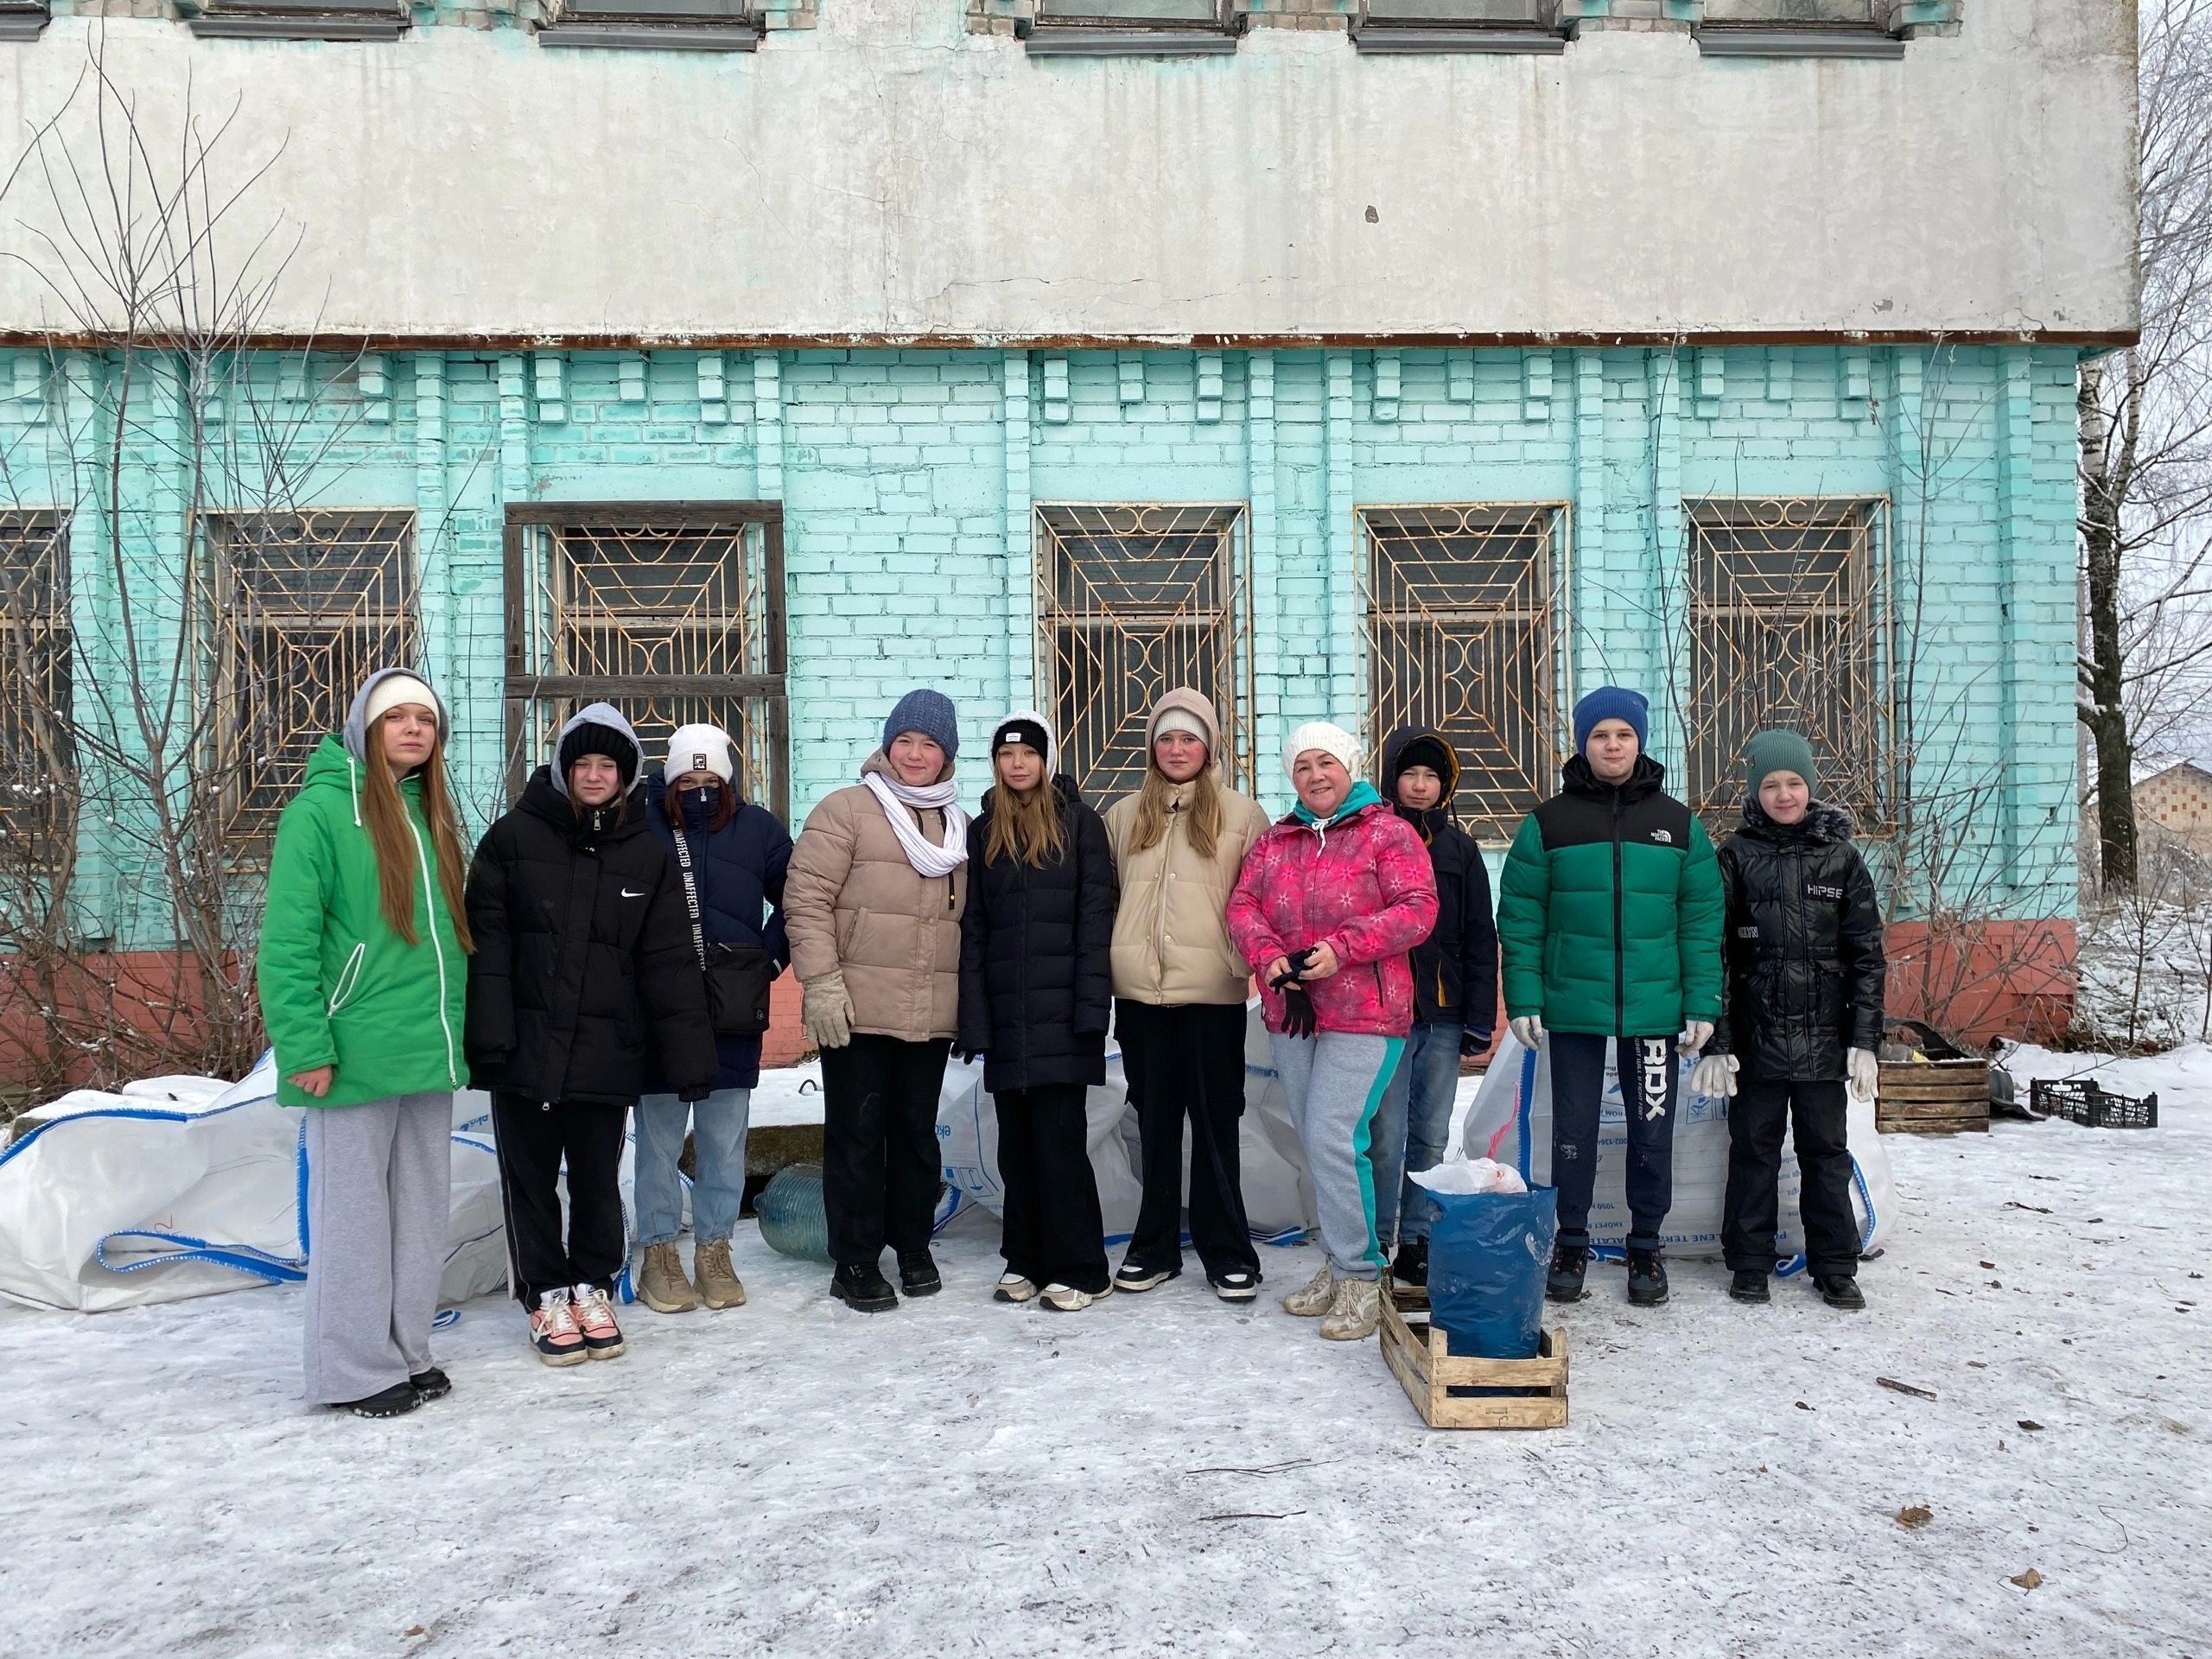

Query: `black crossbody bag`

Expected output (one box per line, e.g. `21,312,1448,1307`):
670,823,777,1039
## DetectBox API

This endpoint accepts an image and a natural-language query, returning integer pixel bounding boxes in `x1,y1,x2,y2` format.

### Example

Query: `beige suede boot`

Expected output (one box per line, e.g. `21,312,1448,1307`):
639,1242,697,1313
693,1238,747,1310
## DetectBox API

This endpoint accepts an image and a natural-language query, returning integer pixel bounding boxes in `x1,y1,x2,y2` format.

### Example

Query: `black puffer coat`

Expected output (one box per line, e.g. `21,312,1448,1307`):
1708,800,1887,1082
464,768,718,1107
1378,727,1500,1036
956,776,1119,1094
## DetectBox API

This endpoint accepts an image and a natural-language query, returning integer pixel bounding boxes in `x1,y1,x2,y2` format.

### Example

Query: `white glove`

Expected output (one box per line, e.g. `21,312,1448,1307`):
1678,1020,1714,1056
1508,1014,1545,1051
1690,1052,1739,1100
802,970,854,1052
1848,1047,1880,1103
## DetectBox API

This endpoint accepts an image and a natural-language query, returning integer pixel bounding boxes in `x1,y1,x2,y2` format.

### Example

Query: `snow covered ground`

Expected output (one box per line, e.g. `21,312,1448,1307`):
11,1051,2212,1658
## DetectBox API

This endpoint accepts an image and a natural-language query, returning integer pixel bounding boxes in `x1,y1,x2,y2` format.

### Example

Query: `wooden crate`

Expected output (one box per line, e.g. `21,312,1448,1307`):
1378,1283,1568,1429
1876,1058,1991,1135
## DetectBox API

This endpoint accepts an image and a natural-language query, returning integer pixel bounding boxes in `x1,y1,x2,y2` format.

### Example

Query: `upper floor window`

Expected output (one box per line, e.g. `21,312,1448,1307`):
1022,0,1239,55
1697,0,1912,57
536,0,764,51
1352,0,1567,54
177,0,410,41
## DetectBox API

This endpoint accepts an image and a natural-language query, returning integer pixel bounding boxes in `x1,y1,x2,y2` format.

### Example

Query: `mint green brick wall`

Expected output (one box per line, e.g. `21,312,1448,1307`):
0,342,2084,944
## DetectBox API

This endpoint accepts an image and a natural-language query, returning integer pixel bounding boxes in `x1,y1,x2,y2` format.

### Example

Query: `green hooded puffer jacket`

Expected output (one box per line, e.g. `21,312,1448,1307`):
256,732,469,1108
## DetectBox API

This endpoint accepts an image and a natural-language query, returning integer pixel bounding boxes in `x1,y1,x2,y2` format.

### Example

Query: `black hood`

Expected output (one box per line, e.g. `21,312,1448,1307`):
1379,726,1461,842
1562,751,1667,803
518,765,648,844
1739,796,1856,845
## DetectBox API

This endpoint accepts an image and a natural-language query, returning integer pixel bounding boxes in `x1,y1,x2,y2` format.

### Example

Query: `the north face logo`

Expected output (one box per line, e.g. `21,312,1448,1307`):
1649,829,1673,844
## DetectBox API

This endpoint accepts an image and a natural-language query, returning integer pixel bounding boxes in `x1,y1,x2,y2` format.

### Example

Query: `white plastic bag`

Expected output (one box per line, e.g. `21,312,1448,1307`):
1459,1033,1897,1262
1410,1156,1528,1196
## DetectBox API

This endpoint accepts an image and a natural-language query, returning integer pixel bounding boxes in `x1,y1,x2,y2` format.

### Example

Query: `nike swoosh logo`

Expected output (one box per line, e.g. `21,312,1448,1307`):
620,888,645,899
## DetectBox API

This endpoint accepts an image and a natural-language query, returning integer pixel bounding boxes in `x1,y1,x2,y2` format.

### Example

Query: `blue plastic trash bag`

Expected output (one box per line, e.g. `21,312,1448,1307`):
1426,1185,1559,1360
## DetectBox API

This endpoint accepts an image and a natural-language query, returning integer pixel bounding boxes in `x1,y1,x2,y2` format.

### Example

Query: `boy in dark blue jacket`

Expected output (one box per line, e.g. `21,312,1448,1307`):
1371,728,1500,1284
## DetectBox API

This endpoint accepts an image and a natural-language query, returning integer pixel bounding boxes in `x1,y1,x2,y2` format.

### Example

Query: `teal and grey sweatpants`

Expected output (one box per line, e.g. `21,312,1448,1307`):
1269,1030,1405,1282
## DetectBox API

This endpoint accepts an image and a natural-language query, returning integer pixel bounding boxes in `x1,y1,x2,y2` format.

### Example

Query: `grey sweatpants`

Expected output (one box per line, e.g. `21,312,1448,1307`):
302,1092,451,1405
1269,1031,1405,1282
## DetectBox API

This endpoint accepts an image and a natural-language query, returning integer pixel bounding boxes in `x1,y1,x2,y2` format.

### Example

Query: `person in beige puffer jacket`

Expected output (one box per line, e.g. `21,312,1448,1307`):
785,690,969,1313
1101,687,1273,1302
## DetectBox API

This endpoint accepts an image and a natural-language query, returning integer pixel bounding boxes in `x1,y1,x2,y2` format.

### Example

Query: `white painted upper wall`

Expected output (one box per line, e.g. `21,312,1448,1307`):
0,1,2137,343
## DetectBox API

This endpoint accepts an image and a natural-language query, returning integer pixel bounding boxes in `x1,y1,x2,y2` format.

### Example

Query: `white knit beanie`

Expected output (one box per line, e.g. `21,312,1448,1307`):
1282,721,1362,781
362,673,438,729
665,723,737,785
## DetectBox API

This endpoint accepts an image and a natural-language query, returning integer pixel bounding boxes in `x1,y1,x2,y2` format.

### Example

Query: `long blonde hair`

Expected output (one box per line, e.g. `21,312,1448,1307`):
985,774,1066,868
361,722,474,952
1128,759,1222,860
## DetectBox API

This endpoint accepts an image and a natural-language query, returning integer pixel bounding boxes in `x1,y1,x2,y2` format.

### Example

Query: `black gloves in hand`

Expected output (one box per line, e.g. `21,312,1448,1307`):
1279,985,1318,1039
955,1049,985,1066
1462,1027,1495,1058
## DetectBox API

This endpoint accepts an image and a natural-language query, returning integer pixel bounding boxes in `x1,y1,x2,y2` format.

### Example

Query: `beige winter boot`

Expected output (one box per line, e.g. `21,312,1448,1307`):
639,1242,697,1313
1281,1262,1337,1317
1319,1277,1382,1341
692,1238,747,1310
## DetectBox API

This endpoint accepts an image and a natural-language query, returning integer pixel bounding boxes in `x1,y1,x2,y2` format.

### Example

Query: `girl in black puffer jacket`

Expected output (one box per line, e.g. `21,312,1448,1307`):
466,703,717,1366
957,712,1119,1312
1693,729,1886,1313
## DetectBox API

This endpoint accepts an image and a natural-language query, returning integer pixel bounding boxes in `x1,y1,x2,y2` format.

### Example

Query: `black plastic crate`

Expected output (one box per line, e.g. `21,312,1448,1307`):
2030,1077,2159,1128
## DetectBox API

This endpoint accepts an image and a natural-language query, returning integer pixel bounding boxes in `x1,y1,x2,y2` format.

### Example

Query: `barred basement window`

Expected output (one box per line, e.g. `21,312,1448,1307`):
504,505,788,823
1035,503,1253,803
1362,505,1564,841
0,514,73,868
1685,498,1886,829
207,511,419,862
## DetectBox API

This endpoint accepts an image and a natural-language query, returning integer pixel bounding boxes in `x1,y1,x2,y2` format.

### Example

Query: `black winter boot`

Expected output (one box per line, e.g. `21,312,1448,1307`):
410,1366,453,1402
1626,1247,1669,1307
1391,1235,1429,1288
897,1251,943,1297
339,1382,422,1419
1545,1241,1589,1303
1815,1274,1866,1310
1729,1269,1770,1304
831,1262,899,1313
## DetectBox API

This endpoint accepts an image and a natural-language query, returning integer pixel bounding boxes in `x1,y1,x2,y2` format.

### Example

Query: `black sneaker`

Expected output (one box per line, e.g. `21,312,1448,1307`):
1729,1270,1770,1304
340,1382,420,1419
410,1366,452,1402
1815,1274,1867,1311
1626,1247,1669,1307
830,1262,899,1313
897,1252,943,1297
1210,1270,1260,1302
1114,1262,1178,1294
1391,1236,1430,1287
1545,1241,1589,1303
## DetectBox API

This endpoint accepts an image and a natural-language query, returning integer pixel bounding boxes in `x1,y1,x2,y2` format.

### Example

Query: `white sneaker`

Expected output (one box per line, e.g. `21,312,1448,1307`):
994,1273,1038,1304
1281,1263,1337,1317
1319,1277,1382,1341
1040,1282,1111,1312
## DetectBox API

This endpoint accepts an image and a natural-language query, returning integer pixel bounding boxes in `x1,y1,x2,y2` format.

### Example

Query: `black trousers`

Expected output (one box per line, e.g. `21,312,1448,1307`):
819,1034,951,1270
1117,999,1261,1282
994,1084,1110,1294
1550,1033,1678,1250
1724,1075,1859,1277
492,1090,630,1308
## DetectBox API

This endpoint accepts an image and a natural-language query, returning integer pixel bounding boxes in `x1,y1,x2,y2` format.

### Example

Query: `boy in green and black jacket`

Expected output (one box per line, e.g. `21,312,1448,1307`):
1497,687,1724,1308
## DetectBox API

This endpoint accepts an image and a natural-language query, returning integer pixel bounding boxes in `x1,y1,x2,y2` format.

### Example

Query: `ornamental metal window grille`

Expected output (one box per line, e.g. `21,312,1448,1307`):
1034,504,1253,803
1684,498,1886,829
1362,504,1565,841
504,505,788,823
0,513,73,867
207,511,418,863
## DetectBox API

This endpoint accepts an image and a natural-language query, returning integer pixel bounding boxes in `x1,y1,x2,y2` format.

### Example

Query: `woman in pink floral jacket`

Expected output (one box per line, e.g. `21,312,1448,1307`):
1227,721,1437,1342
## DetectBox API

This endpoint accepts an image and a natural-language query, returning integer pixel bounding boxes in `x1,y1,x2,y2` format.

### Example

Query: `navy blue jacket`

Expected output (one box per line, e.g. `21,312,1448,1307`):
643,768,793,1091
1378,728,1500,1039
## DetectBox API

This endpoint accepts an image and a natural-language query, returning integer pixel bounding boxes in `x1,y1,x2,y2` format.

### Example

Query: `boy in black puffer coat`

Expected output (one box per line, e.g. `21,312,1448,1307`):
1692,729,1886,1313
465,703,718,1365
956,712,1120,1313
1371,728,1497,1285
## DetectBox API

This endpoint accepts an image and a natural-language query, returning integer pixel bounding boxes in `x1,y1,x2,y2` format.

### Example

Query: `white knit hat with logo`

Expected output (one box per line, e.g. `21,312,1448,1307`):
665,723,736,785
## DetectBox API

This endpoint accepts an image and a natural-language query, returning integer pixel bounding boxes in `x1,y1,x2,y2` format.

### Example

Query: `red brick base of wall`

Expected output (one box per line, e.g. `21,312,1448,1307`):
1883,917,2077,1047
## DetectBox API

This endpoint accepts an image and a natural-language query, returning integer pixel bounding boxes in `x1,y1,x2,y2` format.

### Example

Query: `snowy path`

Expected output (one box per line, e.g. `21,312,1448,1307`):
10,1052,2212,1658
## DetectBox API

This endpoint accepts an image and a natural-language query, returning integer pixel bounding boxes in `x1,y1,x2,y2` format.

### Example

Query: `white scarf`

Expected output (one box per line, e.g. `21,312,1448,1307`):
863,768,969,877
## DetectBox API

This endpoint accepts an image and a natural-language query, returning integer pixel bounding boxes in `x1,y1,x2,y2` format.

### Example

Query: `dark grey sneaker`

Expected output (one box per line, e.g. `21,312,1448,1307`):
1390,1236,1429,1287
1545,1242,1589,1303
1815,1274,1867,1311
1114,1262,1176,1294
1626,1247,1669,1307
1729,1270,1770,1304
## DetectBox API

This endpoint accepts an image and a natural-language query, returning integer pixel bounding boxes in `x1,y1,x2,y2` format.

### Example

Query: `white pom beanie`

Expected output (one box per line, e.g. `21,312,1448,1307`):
665,723,737,786
1281,721,1362,780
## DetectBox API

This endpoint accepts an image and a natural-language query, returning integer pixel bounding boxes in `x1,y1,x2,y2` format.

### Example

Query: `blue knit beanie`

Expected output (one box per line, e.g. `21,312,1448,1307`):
882,688,960,760
1572,686,1649,754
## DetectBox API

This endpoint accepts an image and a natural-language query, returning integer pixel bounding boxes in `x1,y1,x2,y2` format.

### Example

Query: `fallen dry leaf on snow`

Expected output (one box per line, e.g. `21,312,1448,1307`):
2011,1568,2044,1590
1897,1505,1933,1529
2018,1420,2045,1431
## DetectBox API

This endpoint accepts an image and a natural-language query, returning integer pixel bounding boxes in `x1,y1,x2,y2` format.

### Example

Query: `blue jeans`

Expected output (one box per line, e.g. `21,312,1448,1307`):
1372,1020,1463,1246
633,1088,753,1247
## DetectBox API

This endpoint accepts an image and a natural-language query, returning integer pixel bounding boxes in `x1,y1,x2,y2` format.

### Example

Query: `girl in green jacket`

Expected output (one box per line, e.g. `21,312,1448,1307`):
256,668,474,1420
1497,686,1724,1311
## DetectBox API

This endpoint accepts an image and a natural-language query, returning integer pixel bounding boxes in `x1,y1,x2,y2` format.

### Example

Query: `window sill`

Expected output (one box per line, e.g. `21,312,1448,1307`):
537,20,761,47
0,11,48,41
1695,27,1905,58
184,15,408,38
1353,26,1564,53
1023,26,1238,54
